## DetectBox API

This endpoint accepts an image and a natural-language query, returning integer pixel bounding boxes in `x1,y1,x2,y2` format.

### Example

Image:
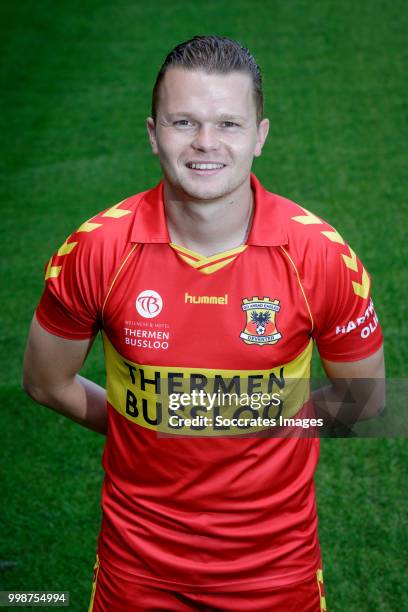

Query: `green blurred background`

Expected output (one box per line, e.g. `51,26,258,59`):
1,1,407,610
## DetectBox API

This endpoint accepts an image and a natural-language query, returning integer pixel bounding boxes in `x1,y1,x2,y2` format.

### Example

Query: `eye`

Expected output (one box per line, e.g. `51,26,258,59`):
220,121,239,128
173,120,194,127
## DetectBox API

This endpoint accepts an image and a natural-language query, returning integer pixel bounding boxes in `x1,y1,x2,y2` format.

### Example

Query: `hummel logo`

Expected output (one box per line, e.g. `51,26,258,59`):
185,292,228,305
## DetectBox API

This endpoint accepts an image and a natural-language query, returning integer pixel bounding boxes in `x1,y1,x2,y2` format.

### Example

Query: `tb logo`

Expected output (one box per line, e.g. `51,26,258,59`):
135,290,163,319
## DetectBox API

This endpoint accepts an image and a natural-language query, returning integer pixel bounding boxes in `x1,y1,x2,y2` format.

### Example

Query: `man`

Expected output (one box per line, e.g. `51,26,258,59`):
23,36,384,611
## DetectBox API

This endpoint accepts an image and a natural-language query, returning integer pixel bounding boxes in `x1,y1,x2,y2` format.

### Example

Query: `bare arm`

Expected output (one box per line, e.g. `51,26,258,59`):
313,345,385,427
22,315,107,435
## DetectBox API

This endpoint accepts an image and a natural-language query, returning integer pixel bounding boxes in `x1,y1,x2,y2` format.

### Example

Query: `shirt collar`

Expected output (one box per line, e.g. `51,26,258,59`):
246,174,288,246
130,181,170,243
130,173,288,246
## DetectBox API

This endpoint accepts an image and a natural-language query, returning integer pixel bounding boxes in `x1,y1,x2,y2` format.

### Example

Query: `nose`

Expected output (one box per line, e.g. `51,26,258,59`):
192,124,219,152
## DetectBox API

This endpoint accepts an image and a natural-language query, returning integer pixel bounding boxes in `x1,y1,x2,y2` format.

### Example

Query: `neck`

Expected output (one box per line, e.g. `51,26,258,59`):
163,178,253,257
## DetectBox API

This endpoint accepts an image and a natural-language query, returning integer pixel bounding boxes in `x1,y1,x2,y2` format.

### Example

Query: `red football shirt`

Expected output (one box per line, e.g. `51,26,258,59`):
36,174,383,592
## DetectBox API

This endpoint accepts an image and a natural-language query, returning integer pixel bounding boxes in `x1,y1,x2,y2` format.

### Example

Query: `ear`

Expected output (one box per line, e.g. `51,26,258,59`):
146,117,158,155
254,118,269,158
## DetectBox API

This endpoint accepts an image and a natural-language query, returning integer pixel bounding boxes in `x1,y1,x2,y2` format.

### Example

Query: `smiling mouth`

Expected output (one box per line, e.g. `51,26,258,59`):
186,162,226,170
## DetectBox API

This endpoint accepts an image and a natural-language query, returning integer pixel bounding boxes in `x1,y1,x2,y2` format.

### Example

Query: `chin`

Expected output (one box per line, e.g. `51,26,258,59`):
186,188,226,201
179,179,234,202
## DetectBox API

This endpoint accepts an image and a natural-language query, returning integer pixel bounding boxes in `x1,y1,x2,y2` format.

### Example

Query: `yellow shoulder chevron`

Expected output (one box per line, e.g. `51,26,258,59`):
57,239,78,256
76,220,103,233
316,569,327,611
321,230,369,298
292,207,369,299
44,256,62,280
352,268,370,299
102,201,132,218
45,239,77,280
291,207,323,225
44,199,132,281
320,230,344,244
341,247,358,272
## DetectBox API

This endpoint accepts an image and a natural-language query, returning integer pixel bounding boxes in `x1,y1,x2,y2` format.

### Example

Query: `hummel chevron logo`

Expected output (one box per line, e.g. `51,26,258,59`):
102,201,132,218
291,207,323,225
291,210,370,299
44,257,62,280
341,248,358,272
77,220,103,233
320,230,344,244
44,200,132,281
352,268,370,299
57,239,78,256
320,229,369,298
45,237,78,279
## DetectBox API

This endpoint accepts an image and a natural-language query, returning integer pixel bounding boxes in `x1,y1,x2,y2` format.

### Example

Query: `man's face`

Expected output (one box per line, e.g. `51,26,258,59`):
147,68,269,202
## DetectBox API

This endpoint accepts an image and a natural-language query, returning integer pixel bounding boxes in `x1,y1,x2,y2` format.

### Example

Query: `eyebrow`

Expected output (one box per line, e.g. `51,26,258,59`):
166,112,247,122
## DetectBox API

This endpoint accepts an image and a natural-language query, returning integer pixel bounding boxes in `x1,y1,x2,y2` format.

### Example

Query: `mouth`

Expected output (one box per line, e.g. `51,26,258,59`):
185,162,226,176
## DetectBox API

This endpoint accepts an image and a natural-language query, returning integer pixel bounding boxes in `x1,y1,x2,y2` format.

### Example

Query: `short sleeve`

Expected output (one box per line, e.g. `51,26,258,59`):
36,232,103,340
312,240,383,362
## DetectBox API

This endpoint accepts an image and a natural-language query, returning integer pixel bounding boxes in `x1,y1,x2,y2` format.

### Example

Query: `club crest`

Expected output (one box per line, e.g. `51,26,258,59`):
240,296,282,346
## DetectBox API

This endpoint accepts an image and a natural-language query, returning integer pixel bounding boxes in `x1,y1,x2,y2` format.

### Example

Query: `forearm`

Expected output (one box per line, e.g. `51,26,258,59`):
312,378,385,426
23,374,107,435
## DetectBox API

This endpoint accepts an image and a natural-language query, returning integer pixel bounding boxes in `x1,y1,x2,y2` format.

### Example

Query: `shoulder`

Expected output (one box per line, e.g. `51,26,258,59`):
258,182,347,267
39,189,153,331
253,176,343,259
271,194,372,324
44,190,149,282
256,181,368,297
278,196,343,258
68,191,147,249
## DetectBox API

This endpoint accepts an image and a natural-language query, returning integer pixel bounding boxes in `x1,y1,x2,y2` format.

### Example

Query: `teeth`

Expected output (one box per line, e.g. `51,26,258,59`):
189,163,224,170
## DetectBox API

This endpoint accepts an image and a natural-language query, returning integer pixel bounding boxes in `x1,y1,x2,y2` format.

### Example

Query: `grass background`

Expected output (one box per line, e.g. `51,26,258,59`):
0,0,407,609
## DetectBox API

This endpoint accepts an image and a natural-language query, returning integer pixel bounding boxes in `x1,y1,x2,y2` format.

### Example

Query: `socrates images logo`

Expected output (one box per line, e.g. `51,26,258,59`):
135,290,163,319
240,296,282,345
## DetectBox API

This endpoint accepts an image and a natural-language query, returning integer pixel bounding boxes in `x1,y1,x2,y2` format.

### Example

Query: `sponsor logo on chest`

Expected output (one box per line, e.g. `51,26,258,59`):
127,289,283,351
184,292,228,305
135,289,163,318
